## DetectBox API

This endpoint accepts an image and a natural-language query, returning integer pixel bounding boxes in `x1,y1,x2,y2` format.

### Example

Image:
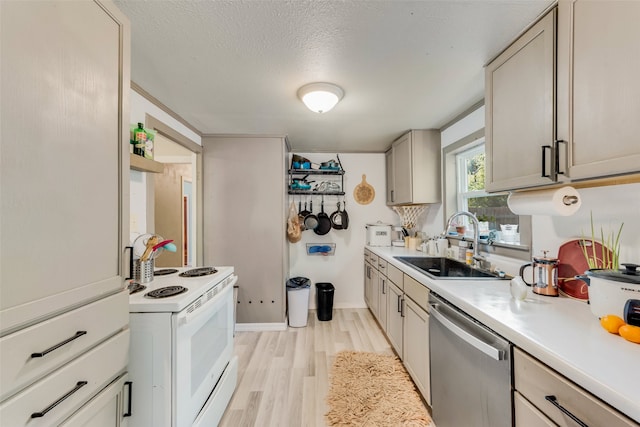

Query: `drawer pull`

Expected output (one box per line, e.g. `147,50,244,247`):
31,331,87,358
545,395,588,427
31,381,88,418
124,381,133,417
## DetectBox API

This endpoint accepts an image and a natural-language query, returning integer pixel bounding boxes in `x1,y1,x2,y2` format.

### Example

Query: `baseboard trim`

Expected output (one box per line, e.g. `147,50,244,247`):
235,322,287,332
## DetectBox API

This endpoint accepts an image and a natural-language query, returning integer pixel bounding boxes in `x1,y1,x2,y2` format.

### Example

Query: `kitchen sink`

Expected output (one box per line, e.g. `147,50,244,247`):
395,256,506,280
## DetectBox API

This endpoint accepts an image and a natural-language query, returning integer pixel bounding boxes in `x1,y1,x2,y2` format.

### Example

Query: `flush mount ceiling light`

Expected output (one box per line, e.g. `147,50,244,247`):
297,82,344,113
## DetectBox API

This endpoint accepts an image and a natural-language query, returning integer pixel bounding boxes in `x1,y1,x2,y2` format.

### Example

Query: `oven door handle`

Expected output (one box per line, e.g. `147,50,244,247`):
180,275,238,325
430,303,505,360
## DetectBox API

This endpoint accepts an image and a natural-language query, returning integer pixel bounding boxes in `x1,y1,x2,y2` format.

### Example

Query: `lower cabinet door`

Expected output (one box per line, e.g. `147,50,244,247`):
403,297,430,404
60,373,132,427
514,391,555,427
386,282,403,358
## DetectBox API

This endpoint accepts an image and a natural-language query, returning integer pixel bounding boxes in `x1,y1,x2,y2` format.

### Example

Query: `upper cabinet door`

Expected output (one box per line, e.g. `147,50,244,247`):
485,9,558,192
0,0,130,335
558,0,640,180
392,133,413,205
385,149,394,204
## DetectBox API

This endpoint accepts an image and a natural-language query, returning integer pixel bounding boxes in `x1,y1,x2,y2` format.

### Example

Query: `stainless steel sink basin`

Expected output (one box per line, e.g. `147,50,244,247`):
395,256,506,280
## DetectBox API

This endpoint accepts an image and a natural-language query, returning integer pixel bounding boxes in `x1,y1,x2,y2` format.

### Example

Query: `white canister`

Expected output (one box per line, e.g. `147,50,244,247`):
436,238,449,257
365,222,392,247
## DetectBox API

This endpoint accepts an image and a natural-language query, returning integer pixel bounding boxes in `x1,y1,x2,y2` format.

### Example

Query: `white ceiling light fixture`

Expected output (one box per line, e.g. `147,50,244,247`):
297,82,344,113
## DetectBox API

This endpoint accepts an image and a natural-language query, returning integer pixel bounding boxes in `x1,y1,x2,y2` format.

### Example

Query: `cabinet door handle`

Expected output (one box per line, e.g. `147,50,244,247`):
400,297,405,317
123,381,133,417
381,279,386,294
541,145,553,178
391,189,394,202
31,381,88,418
555,140,567,175
31,331,87,358
545,395,588,427
397,294,402,313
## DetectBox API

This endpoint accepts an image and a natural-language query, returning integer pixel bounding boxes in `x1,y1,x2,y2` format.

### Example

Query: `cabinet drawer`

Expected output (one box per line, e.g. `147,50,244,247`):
364,249,370,262
60,372,130,427
369,253,379,264
377,259,388,274
514,391,555,427
0,329,129,427
403,274,429,312
387,264,403,289
514,348,638,427
0,291,128,400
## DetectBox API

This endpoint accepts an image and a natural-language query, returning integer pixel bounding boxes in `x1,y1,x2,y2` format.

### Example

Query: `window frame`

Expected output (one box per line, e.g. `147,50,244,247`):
442,129,532,261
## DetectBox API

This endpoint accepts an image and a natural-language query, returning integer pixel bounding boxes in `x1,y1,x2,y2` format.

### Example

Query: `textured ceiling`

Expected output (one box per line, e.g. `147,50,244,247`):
114,0,553,152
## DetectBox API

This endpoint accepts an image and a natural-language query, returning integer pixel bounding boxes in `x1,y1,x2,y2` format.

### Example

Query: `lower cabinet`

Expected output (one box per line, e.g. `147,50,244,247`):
386,281,404,358
377,272,388,333
403,296,430,405
514,347,639,427
60,373,131,427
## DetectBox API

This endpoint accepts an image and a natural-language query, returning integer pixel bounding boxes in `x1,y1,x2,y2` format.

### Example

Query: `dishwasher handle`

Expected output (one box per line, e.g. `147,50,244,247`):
430,303,505,361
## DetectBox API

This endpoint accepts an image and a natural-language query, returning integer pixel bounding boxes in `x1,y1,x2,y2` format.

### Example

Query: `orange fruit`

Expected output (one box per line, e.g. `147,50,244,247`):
599,315,626,334
619,325,640,344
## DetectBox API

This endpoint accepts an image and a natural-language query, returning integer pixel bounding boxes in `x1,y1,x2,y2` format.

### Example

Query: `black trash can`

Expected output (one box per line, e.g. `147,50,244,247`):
316,282,335,321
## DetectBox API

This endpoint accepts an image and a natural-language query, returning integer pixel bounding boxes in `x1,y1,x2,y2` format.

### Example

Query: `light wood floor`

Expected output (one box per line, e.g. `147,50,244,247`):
219,308,432,427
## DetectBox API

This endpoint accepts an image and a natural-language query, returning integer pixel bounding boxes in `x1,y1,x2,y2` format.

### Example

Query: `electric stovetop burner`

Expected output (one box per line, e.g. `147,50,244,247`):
145,286,188,299
128,282,146,295
179,267,218,277
154,268,179,276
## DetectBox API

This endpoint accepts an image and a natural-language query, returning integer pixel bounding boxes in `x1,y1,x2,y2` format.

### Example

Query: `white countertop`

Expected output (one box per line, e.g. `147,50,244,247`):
367,246,640,424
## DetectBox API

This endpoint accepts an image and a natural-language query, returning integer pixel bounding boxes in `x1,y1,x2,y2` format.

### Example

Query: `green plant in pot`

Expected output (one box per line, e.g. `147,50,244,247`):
580,211,623,270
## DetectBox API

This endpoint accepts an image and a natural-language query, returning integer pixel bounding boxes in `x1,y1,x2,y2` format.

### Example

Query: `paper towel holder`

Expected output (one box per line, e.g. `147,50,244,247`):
562,195,579,206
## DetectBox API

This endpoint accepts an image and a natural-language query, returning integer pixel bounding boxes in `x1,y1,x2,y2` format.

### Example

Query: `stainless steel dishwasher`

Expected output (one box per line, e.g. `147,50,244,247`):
429,293,512,427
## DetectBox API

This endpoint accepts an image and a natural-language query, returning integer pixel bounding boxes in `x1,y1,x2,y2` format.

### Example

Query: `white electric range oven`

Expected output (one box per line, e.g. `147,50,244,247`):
128,266,238,427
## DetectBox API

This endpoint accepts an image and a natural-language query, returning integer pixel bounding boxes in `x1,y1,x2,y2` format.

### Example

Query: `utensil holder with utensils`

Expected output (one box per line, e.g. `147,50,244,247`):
133,258,155,283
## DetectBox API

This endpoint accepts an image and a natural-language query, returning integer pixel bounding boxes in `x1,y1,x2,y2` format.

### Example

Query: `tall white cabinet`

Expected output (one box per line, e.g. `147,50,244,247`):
0,1,131,425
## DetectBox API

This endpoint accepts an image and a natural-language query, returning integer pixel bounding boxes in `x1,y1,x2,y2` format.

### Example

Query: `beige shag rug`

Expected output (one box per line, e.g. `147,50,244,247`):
325,351,432,426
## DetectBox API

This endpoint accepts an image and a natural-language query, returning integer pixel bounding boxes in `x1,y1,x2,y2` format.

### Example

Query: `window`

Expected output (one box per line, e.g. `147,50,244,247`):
455,142,520,243
442,120,531,260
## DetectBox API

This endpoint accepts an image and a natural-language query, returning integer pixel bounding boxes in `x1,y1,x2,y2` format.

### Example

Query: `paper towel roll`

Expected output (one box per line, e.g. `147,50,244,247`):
507,186,582,216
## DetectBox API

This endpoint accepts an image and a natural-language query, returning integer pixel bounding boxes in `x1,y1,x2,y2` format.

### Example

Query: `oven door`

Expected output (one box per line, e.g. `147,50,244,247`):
172,275,236,427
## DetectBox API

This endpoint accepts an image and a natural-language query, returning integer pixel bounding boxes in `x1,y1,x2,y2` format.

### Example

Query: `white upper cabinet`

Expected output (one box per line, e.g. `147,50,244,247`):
485,9,558,192
486,1,640,193
386,130,441,205
0,0,130,335
557,0,640,181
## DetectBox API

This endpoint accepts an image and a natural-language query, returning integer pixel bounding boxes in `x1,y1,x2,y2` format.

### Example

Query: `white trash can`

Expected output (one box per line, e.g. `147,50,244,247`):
287,277,311,327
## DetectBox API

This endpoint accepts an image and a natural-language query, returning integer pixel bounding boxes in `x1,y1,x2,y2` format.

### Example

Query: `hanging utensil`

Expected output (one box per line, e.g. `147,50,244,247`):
303,199,319,231
314,197,332,235
340,198,349,230
330,201,343,230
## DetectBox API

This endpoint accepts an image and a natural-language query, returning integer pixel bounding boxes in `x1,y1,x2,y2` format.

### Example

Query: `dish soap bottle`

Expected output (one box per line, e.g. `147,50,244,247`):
465,244,473,265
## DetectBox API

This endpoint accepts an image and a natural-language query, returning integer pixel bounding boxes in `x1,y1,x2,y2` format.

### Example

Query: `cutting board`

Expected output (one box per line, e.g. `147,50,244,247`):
557,239,612,300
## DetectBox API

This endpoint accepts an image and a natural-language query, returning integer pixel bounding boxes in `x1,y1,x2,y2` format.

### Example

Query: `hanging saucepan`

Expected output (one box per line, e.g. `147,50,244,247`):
314,198,332,235
330,201,343,230
303,199,319,231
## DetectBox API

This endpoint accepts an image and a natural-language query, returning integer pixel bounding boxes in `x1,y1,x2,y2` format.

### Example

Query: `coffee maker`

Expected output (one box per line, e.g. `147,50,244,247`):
519,251,559,297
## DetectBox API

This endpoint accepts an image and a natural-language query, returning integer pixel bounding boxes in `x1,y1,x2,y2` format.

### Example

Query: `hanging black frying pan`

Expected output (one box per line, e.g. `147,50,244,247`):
298,198,306,231
340,198,349,230
303,199,319,231
330,201,343,230
314,198,332,235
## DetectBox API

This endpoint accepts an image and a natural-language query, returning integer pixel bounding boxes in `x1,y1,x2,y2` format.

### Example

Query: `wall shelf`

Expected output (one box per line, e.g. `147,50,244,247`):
288,168,345,195
130,153,164,173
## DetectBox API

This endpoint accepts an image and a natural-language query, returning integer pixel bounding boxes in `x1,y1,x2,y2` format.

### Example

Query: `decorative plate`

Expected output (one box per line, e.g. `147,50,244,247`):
557,239,612,300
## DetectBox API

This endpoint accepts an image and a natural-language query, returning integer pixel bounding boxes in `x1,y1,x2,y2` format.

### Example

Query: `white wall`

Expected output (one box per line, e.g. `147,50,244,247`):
288,153,399,309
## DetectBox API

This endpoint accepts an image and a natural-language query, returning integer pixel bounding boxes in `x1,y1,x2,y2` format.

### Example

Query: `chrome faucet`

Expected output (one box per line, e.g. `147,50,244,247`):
442,211,487,267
